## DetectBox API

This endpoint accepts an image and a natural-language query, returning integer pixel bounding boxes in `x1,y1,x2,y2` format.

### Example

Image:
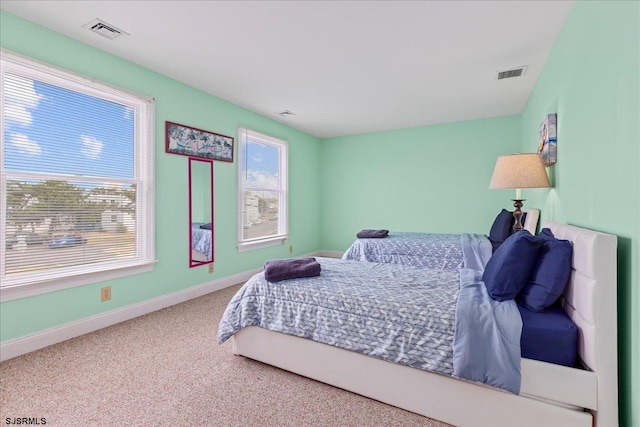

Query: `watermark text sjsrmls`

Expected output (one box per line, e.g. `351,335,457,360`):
5,418,47,425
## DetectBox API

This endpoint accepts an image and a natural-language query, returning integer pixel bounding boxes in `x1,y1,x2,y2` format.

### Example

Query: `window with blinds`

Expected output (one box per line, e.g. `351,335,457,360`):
0,50,155,301
237,127,288,252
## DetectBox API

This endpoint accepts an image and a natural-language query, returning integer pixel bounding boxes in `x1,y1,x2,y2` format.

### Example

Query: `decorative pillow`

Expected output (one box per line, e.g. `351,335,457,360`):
519,237,573,312
482,230,543,301
539,227,554,238
489,209,514,252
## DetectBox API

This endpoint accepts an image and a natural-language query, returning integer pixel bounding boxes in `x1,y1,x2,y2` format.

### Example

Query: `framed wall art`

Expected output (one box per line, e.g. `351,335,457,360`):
537,113,557,166
166,121,234,163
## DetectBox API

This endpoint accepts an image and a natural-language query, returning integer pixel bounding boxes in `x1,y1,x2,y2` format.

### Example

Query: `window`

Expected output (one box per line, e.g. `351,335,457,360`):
0,50,155,302
237,127,287,252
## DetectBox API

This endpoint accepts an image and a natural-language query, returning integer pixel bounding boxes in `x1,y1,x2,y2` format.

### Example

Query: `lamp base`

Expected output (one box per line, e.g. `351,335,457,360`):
511,199,525,232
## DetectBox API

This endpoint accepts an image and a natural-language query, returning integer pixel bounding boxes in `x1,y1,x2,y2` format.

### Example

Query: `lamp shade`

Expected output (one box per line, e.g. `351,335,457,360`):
489,153,551,190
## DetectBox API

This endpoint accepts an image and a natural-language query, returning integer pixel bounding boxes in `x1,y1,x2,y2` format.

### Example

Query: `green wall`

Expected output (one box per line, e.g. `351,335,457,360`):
320,115,522,250
0,11,322,340
321,2,639,424
519,2,639,425
2,3,638,426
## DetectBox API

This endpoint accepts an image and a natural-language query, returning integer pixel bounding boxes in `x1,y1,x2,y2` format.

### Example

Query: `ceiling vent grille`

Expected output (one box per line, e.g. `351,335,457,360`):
83,19,127,40
277,110,296,117
497,66,526,80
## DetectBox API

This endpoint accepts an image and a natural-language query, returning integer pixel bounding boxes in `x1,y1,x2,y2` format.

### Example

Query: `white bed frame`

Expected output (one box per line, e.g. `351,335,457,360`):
232,222,618,427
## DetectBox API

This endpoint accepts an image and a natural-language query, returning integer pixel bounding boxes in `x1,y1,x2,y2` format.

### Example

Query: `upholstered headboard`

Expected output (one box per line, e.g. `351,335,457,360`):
544,221,617,427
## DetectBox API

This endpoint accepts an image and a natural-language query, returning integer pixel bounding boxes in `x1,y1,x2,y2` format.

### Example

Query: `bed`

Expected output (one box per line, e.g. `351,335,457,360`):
221,222,617,427
342,208,540,270
191,223,212,262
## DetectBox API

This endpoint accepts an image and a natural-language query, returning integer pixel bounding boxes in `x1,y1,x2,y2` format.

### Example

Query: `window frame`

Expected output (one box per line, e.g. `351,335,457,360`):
0,49,156,302
236,127,288,252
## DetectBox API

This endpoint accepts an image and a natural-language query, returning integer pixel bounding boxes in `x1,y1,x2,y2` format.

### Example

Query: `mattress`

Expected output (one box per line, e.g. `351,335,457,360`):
518,302,578,367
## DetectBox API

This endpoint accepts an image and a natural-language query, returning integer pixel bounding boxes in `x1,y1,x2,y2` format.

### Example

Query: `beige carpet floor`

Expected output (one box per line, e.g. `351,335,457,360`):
0,283,453,427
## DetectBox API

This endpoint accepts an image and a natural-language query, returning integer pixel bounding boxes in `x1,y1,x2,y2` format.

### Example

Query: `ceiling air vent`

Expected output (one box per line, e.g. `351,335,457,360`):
277,110,296,117
497,66,526,80
83,19,128,40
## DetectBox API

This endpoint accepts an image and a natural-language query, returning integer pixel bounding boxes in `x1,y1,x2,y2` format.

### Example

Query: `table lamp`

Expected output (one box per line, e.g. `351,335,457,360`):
489,153,550,232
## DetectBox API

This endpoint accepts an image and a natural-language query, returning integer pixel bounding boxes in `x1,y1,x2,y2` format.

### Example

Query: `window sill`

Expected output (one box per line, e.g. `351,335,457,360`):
237,236,287,253
0,261,157,303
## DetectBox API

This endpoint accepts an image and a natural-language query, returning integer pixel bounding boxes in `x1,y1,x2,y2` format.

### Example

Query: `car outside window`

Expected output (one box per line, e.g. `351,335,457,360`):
1,50,155,302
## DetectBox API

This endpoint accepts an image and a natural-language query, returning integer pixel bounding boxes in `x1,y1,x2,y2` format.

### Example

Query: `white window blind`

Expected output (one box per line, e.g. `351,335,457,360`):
237,127,288,252
0,50,155,300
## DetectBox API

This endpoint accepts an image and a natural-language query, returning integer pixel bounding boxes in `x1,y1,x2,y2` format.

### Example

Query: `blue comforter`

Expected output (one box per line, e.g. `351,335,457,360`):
218,257,522,393
453,269,522,393
342,232,491,270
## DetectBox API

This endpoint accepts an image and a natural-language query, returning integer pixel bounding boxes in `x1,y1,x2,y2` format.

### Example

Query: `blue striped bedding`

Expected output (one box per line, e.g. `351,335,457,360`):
218,256,521,393
191,223,212,261
342,232,491,270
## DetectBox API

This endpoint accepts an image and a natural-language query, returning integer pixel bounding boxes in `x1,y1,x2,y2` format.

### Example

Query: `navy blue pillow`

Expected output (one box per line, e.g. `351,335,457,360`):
482,230,543,301
519,236,573,312
489,209,514,252
539,227,554,238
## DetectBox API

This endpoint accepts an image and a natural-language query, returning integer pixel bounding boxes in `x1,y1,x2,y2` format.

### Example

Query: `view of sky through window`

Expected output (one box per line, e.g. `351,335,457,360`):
4,73,134,179
241,141,279,190
2,55,155,289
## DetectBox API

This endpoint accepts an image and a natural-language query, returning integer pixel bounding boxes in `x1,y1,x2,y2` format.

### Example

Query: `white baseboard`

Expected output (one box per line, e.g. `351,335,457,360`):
0,266,262,362
315,250,344,258
0,250,343,362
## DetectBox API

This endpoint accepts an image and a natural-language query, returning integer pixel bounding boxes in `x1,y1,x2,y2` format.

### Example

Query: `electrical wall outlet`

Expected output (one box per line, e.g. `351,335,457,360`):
209,263,214,274
101,286,111,302
289,245,293,254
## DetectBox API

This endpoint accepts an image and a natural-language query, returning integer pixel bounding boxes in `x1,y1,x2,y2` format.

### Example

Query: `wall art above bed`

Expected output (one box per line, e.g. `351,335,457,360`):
166,121,234,162
537,113,557,166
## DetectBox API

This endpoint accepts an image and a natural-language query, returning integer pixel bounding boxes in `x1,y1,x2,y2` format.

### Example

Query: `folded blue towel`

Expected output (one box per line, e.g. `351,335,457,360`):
357,229,389,238
264,257,321,282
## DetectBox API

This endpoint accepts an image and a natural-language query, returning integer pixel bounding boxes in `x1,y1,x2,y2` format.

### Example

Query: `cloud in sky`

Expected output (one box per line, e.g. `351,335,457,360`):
244,170,279,190
80,135,104,159
10,132,42,155
4,74,43,126
5,104,34,126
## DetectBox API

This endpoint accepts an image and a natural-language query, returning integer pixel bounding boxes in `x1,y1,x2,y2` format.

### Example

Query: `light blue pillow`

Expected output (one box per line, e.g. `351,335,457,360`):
482,230,543,301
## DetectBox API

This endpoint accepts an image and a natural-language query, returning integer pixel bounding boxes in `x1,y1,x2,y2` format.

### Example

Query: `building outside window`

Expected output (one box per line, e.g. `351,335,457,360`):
237,127,287,252
0,50,155,302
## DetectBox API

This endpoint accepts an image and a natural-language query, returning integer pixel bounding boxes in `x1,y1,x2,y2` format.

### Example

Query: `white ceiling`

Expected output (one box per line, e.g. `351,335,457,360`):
1,1,573,139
